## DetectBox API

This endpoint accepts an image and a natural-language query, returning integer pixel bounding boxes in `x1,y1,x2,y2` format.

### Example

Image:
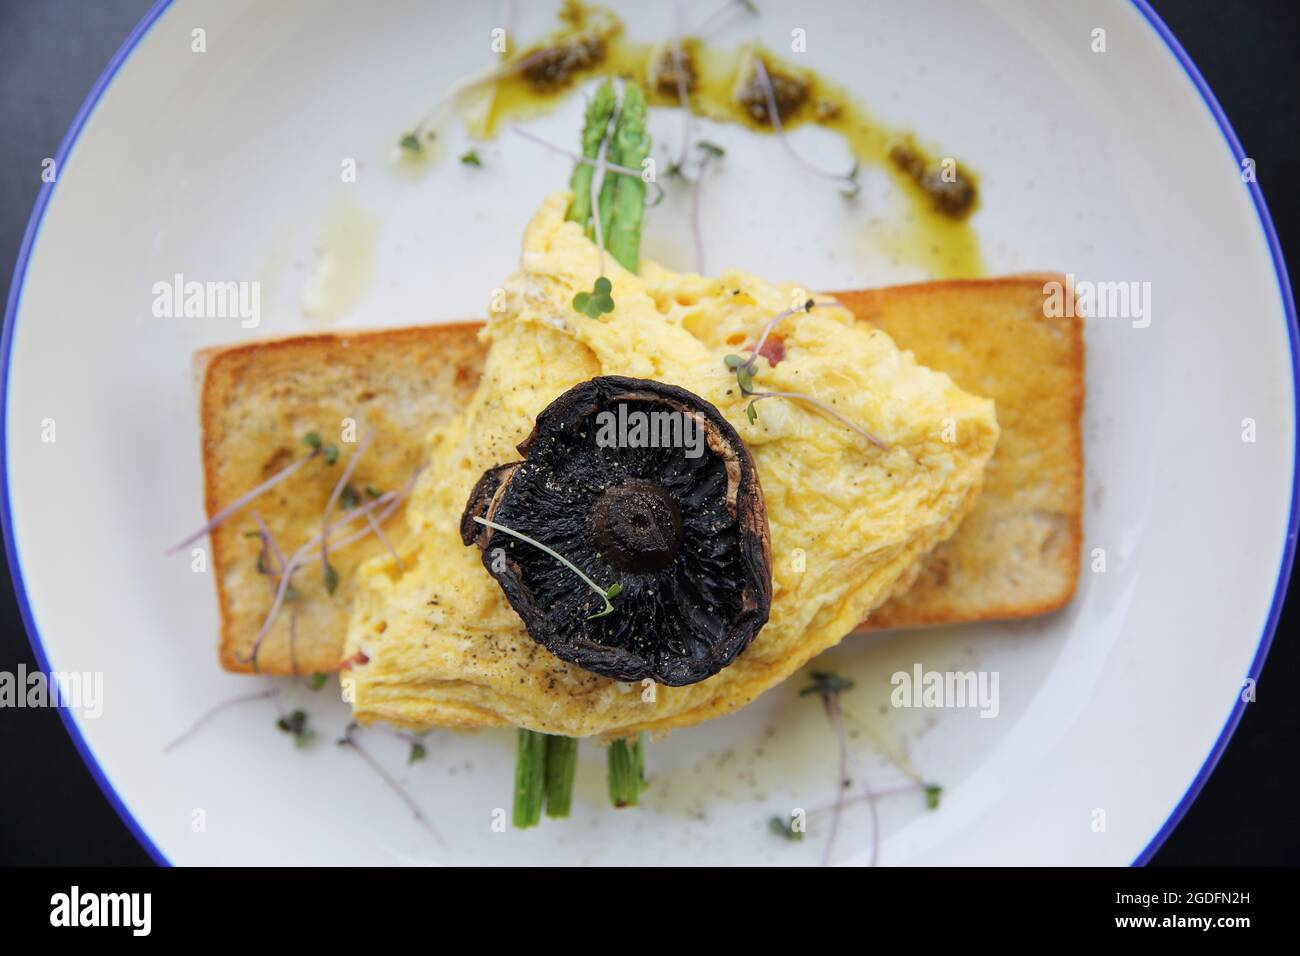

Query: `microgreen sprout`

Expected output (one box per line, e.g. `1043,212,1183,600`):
340,484,360,510
399,132,425,153
338,722,444,845
319,431,375,594
768,814,805,841
573,276,615,318
695,0,759,40
723,301,887,449
165,446,320,556
162,687,280,753
460,148,483,167
276,708,315,748
408,741,427,765
801,670,856,866
473,515,622,619
240,467,421,671
309,672,328,691
751,56,859,196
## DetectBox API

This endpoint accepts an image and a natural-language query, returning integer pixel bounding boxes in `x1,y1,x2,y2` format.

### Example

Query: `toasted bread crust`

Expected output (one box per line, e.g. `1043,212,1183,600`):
832,275,1084,629
197,277,1084,673
200,324,486,674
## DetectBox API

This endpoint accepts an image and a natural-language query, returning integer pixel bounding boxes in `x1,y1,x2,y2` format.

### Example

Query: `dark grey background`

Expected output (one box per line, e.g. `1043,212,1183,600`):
1,0,1296,866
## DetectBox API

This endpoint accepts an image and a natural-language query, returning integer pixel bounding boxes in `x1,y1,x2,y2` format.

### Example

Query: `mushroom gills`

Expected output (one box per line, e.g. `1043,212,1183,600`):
461,376,772,686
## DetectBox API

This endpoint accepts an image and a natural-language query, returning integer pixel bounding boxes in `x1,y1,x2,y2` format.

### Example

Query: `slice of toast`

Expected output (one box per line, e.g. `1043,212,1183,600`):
196,277,1082,674
199,324,485,674
835,277,1084,629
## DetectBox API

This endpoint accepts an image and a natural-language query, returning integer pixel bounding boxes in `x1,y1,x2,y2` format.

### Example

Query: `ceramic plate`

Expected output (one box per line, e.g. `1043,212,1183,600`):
3,0,1294,865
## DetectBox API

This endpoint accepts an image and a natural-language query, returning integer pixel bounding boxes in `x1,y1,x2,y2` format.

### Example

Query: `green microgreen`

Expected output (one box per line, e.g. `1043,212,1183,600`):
472,515,621,619
460,148,483,167
399,131,424,153
323,562,340,595
323,444,340,466
309,672,327,691
339,483,360,510
303,431,322,449
276,709,315,748
925,784,943,810
768,815,805,841
723,302,886,448
573,275,615,318
408,741,428,765
365,485,383,499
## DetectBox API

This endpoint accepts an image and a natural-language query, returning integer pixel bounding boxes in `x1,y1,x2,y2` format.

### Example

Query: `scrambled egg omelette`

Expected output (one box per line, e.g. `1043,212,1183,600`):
342,193,998,737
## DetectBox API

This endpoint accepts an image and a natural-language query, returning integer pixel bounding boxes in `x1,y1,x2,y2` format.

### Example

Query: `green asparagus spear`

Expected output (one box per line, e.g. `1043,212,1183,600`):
544,735,580,818
568,80,616,228
607,732,647,807
605,84,650,273
513,728,548,828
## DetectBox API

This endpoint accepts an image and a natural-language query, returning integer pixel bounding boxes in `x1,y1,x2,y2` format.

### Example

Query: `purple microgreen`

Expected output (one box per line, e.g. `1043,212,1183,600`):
670,4,692,172
165,449,318,556
320,431,376,593
338,722,444,846
800,671,857,866
473,515,621,619
724,302,887,448
747,390,887,448
276,708,315,748
695,0,758,39
512,124,667,209
240,469,420,671
365,511,406,571
162,687,280,753
405,45,582,152
689,140,724,273
752,56,858,193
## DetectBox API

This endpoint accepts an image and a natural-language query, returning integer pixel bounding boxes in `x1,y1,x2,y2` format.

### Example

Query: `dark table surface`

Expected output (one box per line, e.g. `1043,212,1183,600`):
1,0,1297,866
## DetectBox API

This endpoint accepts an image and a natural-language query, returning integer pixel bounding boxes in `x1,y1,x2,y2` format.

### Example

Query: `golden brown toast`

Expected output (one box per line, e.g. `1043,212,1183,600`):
837,277,1084,629
198,324,485,674
196,276,1082,674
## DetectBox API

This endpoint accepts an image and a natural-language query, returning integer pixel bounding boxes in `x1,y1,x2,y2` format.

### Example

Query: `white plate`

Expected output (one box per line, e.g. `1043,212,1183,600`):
3,0,1294,866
